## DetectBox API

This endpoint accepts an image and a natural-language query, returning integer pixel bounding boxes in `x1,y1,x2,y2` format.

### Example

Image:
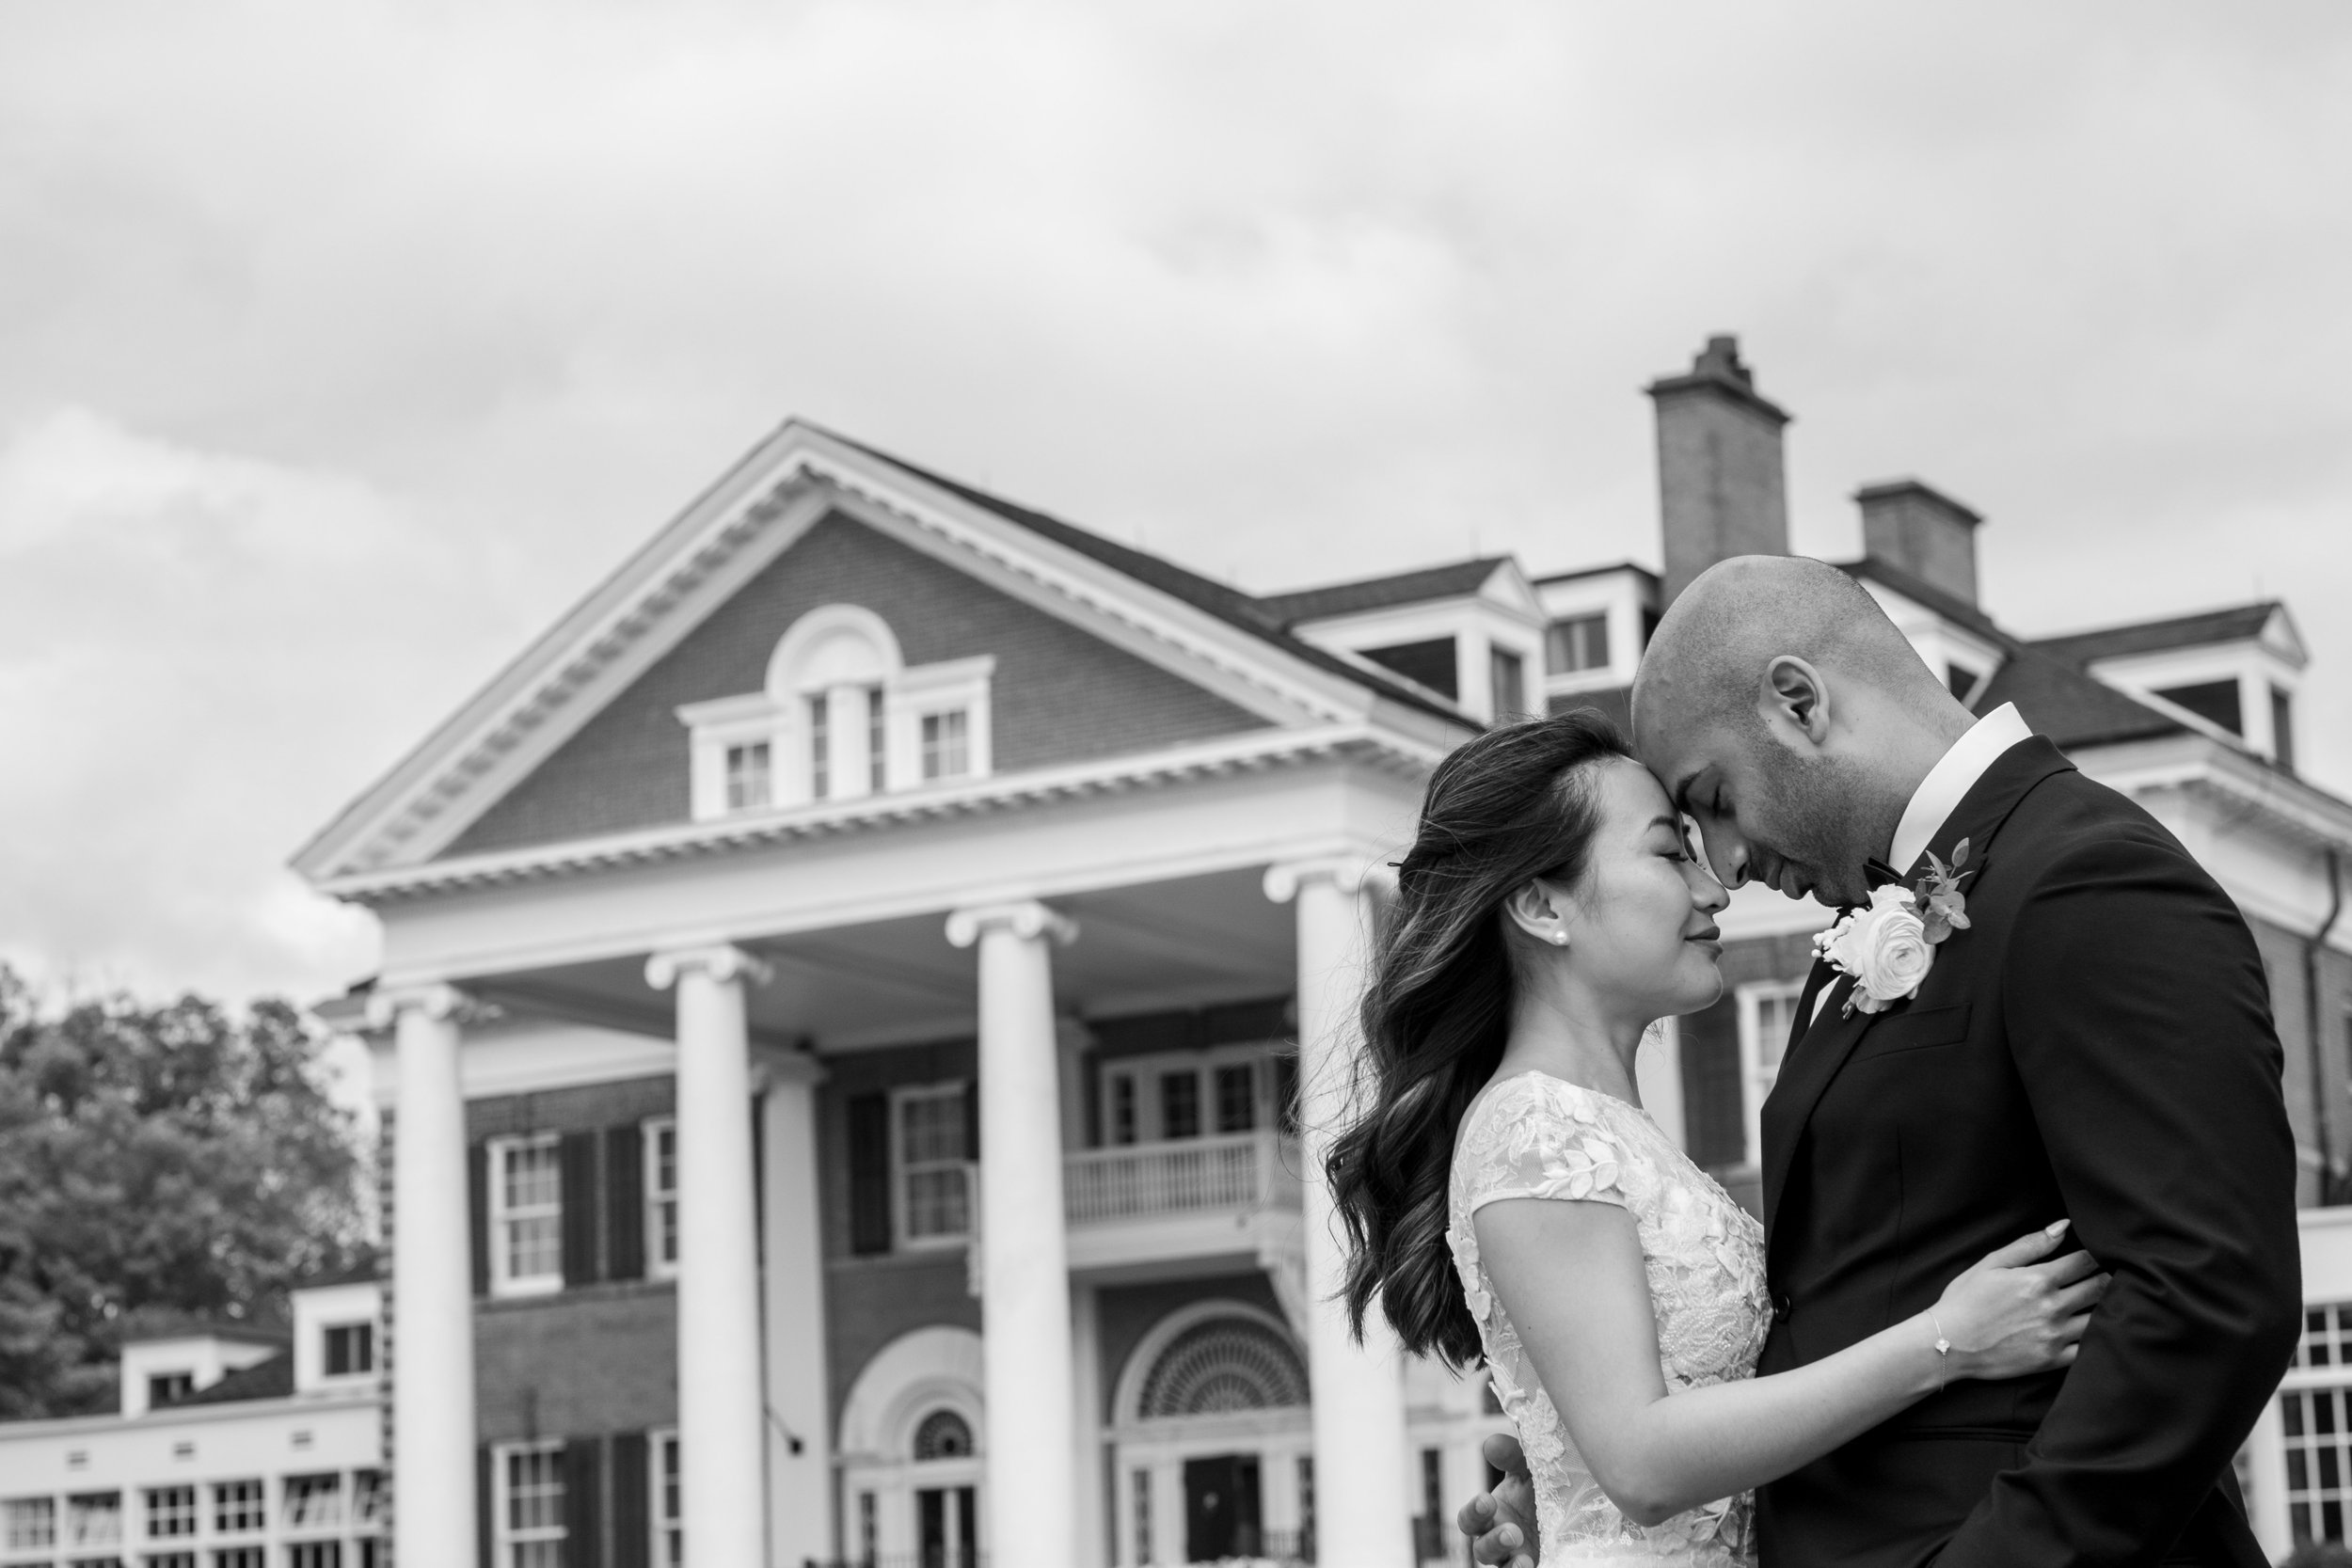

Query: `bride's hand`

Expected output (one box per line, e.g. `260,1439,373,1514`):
1931,1220,2110,1383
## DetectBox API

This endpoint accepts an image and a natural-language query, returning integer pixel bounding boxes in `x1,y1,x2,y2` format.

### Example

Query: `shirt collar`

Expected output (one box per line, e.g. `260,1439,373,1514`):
1887,703,2034,876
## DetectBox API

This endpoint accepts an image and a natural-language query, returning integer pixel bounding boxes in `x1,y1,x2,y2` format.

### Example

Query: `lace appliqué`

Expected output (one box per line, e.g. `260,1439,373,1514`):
1450,1073,1771,1567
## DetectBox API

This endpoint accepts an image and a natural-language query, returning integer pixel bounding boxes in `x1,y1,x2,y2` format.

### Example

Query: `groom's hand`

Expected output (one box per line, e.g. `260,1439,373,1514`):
1458,1433,1537,1568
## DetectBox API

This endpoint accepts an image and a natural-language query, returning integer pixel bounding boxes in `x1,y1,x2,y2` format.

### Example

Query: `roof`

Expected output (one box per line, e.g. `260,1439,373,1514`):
1531,560,1659,589
2030,602,2285,669
120,1315,289,1350
1254,558,1512,626
296,1256,382,1291
1836,556,2185,751
829,434,1469,725
170,1354,294,1408
1836,556,2006,641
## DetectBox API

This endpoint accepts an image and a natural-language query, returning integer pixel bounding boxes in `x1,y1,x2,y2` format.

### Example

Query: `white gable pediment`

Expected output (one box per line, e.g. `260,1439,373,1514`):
294,423,1431,883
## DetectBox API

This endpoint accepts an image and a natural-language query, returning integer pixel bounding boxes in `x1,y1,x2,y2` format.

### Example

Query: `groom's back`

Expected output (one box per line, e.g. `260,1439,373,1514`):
1756,748,2297,1567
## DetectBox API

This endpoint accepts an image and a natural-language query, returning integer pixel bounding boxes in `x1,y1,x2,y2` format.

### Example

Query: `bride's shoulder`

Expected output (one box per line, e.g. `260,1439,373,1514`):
1454,1071,1653,1210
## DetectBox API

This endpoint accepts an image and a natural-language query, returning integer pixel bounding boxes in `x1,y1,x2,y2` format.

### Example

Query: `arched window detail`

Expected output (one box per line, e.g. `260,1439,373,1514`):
912,1408,974,1461
1136,1316,1309,1418
677,605,994,819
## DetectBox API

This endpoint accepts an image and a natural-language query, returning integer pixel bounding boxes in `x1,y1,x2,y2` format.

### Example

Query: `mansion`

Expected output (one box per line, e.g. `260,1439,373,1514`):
250,337,2352,1568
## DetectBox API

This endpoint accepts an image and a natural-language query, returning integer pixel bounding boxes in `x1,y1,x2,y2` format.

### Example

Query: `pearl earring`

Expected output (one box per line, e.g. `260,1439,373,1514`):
1550,931,1568,947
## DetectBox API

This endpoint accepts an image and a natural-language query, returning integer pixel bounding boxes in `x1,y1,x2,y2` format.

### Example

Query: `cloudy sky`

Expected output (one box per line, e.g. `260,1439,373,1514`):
2,0,2346,1006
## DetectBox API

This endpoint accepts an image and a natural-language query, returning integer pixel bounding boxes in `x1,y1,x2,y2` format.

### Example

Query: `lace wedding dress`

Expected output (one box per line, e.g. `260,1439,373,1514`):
1449,1072,1771,1566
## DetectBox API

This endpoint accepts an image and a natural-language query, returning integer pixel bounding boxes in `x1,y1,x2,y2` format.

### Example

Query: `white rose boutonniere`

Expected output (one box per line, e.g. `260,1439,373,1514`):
1813,839,1976,1017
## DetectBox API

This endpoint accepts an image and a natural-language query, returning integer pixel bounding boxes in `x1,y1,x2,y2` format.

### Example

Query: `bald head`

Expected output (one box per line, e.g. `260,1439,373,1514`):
1631,556,1951,753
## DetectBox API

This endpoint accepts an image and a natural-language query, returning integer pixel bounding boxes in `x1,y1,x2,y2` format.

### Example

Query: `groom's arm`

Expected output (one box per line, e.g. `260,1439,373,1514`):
1935,830,2302,1568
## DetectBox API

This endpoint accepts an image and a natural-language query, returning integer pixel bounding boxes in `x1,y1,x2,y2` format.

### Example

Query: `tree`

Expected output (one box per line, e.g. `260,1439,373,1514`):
0,965,369,1418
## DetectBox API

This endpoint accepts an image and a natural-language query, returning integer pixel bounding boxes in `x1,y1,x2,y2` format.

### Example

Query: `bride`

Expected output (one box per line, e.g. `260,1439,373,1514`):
1327,711,2106,1566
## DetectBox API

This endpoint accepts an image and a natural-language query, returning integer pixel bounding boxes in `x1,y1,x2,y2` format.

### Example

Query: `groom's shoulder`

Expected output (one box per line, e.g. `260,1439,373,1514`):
2001,759,2231,901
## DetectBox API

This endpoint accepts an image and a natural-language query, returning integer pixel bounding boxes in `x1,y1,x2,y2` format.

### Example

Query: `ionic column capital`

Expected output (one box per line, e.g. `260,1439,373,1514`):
364,981,471,1031
1262,855,1376,905
646,943,774,991
945,899,1077,950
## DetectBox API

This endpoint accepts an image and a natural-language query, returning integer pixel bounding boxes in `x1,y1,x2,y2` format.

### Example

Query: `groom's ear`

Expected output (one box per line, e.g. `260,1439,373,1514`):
1762,656,1833,747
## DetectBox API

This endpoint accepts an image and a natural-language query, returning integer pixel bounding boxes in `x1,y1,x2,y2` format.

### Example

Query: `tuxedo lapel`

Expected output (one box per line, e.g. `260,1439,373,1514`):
1758,736,2078,1235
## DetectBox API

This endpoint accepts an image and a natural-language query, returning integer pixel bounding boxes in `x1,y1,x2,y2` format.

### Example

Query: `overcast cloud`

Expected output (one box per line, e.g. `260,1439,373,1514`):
2,0,2346,1006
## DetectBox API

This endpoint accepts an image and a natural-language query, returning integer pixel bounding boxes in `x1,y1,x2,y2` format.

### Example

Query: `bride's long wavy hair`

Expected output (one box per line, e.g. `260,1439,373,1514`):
1327,709,1631,1368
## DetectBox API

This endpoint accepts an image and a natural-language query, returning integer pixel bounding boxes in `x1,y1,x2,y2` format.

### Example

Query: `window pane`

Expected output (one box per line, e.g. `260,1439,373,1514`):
1161,1072,1200,1140
902,1095,967,1164
724,740,772,812
503,1142,560,1208
1215,1064,1255,1133
808,693,831,798
1545,614,1609,674
1489,648,1526,721
5,1497,56,1549
1110,1075,1136,1147
922,710,970,781
905,1168,970,1239
868,685,886,788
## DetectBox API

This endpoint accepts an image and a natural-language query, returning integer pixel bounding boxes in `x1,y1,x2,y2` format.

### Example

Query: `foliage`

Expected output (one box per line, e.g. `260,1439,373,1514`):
0,964,368,1418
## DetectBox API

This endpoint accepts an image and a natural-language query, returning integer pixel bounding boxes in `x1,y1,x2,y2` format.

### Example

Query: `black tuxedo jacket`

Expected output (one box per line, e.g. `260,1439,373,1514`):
1753,737,2301,1568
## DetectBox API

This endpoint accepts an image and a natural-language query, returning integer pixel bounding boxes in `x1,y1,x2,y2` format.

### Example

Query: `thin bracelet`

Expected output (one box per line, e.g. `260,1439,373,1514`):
1930,1312,1953,1388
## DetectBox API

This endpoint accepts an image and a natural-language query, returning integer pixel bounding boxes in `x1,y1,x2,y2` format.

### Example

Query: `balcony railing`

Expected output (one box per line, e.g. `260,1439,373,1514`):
1063,1131,1302,1226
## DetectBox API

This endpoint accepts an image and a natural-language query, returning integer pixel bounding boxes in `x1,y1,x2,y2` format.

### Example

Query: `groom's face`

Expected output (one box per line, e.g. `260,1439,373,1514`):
1645,721,1875,909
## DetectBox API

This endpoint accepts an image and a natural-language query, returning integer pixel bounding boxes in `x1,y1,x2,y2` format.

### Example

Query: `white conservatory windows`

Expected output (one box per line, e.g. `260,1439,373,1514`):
493,1444,565,1568
679,605,993,820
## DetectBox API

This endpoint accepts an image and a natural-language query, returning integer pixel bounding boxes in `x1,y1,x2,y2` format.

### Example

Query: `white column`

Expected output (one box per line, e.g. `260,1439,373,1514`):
946,900,1080,1568
1264,859,1413,1568
647,944,773,1568
367,983,476,1568
760,1053,832,1568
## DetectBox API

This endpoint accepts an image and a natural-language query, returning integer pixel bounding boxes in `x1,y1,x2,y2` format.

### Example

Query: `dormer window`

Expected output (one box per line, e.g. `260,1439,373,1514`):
724,742,771,812
922,710,971,781
323,1323,374,1377
2153,679,2242,736
679,606,993,820
1547,613,1609,675
1489,647,1528,721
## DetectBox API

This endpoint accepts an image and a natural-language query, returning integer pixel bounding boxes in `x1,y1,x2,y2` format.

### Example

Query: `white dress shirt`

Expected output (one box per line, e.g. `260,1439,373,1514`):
1809,703,2033,1024
1887,702,2034,876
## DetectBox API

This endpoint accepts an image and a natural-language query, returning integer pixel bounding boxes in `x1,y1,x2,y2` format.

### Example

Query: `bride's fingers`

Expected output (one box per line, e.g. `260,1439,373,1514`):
2031,1249,2103,1287
1979,1223,2067,1270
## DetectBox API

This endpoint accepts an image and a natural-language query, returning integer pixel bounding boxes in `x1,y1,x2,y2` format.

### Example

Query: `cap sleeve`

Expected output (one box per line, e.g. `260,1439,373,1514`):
1459,1075,1634,1217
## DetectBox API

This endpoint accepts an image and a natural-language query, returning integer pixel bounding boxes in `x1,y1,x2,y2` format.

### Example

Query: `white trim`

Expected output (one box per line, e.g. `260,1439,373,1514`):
1108,1298,1305,1433
649,1427,681,1568
644,1118,679,1282
327,724,1435,908
891,1082,974,1251
485,1133,564,1299
489,1439,566,1566
1735,978,1808,1170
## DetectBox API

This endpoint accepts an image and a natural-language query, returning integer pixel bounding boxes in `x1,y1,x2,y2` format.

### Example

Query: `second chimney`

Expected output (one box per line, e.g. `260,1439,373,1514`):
1854,479,1982,606
1648,335,1792,605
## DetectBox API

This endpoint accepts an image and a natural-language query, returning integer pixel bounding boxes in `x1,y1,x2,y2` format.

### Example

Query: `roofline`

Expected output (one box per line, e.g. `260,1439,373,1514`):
2074,729,2352,853
2028,599,2296,666
0,1388,376,1440
316,722,1451,907
1529,560,1661,589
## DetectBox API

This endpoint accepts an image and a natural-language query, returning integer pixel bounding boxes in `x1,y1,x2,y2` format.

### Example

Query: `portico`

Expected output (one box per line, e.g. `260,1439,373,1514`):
355,725,1438,1568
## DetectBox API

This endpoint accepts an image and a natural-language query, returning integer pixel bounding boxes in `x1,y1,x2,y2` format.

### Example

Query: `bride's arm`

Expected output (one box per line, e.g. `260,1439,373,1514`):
1473,1201,2104,1527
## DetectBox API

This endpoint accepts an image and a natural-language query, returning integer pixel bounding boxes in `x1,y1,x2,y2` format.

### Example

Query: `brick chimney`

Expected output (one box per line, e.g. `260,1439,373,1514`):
1854,479,1982,605
1648,335,1792,605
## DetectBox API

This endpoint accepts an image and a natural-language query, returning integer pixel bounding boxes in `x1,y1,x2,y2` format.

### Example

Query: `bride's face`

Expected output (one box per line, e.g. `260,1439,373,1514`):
1533,758,1730,1022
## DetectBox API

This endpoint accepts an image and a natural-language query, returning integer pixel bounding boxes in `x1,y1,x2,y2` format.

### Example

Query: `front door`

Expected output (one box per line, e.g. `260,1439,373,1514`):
917,1485,977,1568
1184,1454,1262,1562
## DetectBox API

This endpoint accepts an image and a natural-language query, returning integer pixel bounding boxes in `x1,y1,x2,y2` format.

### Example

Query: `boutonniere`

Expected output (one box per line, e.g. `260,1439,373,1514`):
1814,839,1977,1017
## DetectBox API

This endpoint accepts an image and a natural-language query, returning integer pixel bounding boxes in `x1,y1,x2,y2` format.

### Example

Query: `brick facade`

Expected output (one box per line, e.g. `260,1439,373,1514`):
446,511,1269,858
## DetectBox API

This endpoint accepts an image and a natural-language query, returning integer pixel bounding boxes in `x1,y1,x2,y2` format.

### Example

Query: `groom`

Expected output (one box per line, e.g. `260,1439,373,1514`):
1459,556,2301,1566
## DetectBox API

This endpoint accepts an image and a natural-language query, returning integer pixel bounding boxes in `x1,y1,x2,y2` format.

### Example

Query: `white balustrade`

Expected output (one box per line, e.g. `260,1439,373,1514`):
1062,1131,1301,1225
